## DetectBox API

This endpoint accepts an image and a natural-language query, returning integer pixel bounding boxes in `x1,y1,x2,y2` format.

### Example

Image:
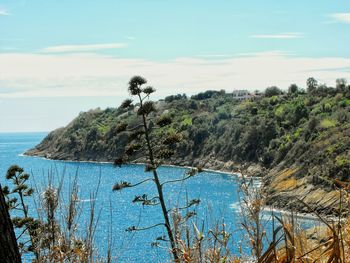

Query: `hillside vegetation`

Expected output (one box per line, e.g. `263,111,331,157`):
26,79,350,215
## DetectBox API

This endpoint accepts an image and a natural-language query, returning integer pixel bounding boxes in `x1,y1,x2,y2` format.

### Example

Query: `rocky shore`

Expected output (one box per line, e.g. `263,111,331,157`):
27,146,345,217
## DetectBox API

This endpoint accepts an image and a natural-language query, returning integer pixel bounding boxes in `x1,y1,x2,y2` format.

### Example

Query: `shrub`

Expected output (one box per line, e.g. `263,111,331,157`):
288,84,299,94
265,86,282,97
320,118,337,129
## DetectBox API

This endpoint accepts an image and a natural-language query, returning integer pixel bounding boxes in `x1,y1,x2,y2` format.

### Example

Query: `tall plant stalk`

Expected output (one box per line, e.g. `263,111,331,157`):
113,76,202,262
136,92,179,261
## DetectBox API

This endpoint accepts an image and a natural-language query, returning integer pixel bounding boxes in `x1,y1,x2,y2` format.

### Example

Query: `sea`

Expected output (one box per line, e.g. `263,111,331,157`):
0,132,319,262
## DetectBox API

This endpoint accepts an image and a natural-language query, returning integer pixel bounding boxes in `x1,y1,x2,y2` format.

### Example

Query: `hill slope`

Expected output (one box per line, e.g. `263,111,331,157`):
26,88,350,215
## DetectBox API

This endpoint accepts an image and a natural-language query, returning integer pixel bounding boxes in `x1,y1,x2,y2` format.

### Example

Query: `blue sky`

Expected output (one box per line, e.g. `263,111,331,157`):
1,0,350,132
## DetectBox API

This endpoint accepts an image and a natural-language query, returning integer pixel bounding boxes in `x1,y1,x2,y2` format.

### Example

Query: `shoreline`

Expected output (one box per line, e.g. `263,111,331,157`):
21,152,329,222
21,152,246,177
264,205,341,222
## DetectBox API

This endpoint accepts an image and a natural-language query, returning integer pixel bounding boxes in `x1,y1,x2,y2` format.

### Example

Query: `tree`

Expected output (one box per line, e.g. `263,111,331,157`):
264,86,282,97
305,117,319,140
0,184,22,263
113,76,202,261
3,165,41,259
306,77,318,94
295,102,308,120
336,78,347,93
288,84,299,94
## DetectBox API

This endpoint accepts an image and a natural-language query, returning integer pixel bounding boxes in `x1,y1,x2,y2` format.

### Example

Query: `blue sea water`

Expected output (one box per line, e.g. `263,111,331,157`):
0,132,318,262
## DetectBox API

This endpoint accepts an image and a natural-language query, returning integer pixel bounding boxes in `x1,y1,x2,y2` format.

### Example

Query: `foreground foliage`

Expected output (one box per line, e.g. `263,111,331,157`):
2,165,101,262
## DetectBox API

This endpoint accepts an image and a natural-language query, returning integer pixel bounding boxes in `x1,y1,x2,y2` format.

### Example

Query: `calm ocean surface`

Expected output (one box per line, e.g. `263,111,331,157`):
0,132,316,262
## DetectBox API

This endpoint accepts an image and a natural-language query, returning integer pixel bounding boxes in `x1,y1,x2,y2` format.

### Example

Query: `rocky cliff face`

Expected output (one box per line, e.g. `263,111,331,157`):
264,122,350,216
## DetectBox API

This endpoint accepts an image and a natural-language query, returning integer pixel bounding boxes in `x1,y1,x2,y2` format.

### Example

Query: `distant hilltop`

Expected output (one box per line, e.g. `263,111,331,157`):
26,79,350,216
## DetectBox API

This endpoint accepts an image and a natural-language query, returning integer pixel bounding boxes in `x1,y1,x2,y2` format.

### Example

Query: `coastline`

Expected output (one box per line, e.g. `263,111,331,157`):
21,152,244,177
22,150,267,178
264,205,341,222
21,152,328,222
22,152,270,182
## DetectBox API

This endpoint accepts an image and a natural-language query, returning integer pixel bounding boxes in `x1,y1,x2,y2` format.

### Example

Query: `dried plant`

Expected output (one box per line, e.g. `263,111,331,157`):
238,175,266,260
3,165,107,263
113,76,202,261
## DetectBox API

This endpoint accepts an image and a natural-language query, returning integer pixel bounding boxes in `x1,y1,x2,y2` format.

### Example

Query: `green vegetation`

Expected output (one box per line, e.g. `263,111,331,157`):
2,76,350,262
2,165,39,258
26,78,350,215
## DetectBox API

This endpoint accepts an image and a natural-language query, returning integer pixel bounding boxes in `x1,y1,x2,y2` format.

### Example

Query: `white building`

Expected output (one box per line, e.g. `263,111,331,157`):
232,90,251,101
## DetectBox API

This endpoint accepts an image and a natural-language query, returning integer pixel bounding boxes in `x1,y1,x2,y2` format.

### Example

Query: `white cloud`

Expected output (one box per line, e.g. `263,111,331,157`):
41,43,127,53
195,54,230,58
329,13,350,23
1,51,350,99
126,36,136,40
0,8,10,16
251,32,303,39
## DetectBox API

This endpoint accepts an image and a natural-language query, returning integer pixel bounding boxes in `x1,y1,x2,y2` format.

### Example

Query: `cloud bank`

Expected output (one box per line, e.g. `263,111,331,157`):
0,7,10,16
1,51,350,99
330,13,350,23
41,43,127,53
251,33,303,39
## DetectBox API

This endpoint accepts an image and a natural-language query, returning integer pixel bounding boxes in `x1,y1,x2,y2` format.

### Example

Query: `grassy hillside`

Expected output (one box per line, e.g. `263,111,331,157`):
26,83,350,215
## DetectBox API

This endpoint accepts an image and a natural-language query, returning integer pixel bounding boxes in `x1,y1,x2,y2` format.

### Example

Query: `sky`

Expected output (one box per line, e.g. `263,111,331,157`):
1,0,350,132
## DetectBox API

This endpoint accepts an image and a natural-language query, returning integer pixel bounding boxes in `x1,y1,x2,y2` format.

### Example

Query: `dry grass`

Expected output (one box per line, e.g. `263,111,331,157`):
244,181,350,263
24,171,107,263
162,175,350,263
271,168,299,190
7,166,350,262
274,178,298,191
